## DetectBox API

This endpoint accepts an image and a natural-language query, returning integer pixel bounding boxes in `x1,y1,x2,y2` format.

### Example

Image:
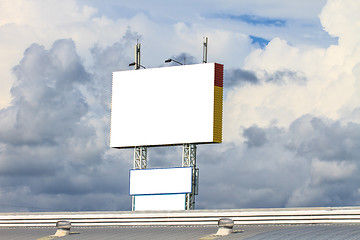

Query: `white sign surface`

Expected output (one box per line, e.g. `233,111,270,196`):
129,167,192,195
110,63,223,148
134,194,186,211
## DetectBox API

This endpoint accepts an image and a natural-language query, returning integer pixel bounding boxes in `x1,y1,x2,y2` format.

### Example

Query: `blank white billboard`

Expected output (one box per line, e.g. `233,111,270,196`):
134,194,186,211
129,167,192,195
110,62,223,148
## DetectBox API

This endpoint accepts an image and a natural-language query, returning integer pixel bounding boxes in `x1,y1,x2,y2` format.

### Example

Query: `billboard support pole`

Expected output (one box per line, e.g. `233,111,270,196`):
132,42,147,211
134,146,147,169
182,37,208,210
182,143,197,210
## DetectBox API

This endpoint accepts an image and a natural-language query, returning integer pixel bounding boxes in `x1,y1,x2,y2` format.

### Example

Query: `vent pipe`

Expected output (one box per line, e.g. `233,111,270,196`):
216,218,234,236
54,221,71,237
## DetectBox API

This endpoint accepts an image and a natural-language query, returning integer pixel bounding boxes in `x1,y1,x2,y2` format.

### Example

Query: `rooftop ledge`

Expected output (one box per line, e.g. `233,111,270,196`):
2,206,360,227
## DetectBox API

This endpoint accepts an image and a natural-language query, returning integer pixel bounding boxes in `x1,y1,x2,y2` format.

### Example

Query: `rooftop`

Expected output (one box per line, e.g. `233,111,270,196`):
2,206,360,239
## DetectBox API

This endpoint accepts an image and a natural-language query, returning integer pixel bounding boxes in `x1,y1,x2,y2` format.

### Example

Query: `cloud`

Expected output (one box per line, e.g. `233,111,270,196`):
284,116,360,207
7,40,89,145
65,0,360,211
311,159,356,185
197,114,360,209
287,158,360,207
225,69,259,88
224,68,306,91
243,126,268,148
0,0,150,108
0,37,139,211
320,0,360,46
263,70,306,84
287,115,360,161
224,0,360,133
0,0,101,108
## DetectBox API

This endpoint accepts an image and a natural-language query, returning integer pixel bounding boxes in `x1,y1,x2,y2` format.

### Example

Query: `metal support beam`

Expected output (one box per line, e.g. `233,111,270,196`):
182,144,198,210
182,143,196,167
134,146,147,169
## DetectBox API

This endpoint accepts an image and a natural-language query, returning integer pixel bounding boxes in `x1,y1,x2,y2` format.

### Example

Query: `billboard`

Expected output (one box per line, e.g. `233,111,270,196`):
134,194,186,211
110,62,223,148
129,167,192,195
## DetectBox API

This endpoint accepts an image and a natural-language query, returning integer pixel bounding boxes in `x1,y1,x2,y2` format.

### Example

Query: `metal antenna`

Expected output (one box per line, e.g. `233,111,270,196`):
203,37,208,63
135,42,141,70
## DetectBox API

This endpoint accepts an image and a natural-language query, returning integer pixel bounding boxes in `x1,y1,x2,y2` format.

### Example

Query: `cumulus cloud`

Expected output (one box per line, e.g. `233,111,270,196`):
287,115,360,161
197,114,360,209
224,0,360,142
224,68,306,89
4,40,89,145
243,126,267,148
225,68,259,88
0,36,140,211
311,159,356,185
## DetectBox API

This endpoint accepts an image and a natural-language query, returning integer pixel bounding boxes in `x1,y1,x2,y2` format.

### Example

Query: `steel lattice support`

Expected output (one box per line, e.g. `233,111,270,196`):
182,143,196,167
132,146,147,211
182,143,198,210
134,146,147,169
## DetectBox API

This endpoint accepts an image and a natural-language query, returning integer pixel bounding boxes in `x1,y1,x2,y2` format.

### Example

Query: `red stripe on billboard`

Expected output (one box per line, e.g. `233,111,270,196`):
214,63,224,87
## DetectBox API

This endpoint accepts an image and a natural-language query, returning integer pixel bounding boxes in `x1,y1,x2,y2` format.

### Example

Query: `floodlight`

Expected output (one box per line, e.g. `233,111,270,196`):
164,58,183,65
128,62,146,69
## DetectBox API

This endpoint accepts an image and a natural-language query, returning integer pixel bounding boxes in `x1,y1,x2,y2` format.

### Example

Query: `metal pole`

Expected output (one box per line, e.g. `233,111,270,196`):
182,143,198,210
135,43,140,70
203,37,208,63
132,42,147,211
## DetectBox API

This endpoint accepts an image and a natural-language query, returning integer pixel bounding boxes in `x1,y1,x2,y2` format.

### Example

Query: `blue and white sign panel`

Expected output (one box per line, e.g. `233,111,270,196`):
129,167,192,195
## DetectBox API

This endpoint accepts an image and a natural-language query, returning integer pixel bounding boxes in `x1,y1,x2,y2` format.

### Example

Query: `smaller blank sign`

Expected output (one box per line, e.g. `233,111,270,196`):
134,194,186,211
130,167,192,195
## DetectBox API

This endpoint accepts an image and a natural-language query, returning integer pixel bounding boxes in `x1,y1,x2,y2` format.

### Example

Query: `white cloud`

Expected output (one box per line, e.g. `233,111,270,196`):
0,0,332,108
311,159,356,185
0,0,134,108
223,0,360,145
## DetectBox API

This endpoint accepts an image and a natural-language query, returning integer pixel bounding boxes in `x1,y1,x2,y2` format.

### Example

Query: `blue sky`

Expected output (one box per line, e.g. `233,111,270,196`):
0,0,359,212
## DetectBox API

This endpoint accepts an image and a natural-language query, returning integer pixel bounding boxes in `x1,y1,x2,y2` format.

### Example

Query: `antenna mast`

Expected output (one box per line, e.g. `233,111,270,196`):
203,37,208,63
134,42,141,70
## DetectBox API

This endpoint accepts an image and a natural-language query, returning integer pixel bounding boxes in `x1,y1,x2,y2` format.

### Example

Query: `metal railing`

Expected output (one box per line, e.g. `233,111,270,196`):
2,207,360,227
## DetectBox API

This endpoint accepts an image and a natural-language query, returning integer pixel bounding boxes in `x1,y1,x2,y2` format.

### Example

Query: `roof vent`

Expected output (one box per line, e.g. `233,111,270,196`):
54,221,71,237
216,218,234,236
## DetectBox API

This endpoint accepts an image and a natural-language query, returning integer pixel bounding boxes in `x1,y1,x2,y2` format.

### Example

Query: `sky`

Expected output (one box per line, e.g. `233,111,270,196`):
0,0,359,212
